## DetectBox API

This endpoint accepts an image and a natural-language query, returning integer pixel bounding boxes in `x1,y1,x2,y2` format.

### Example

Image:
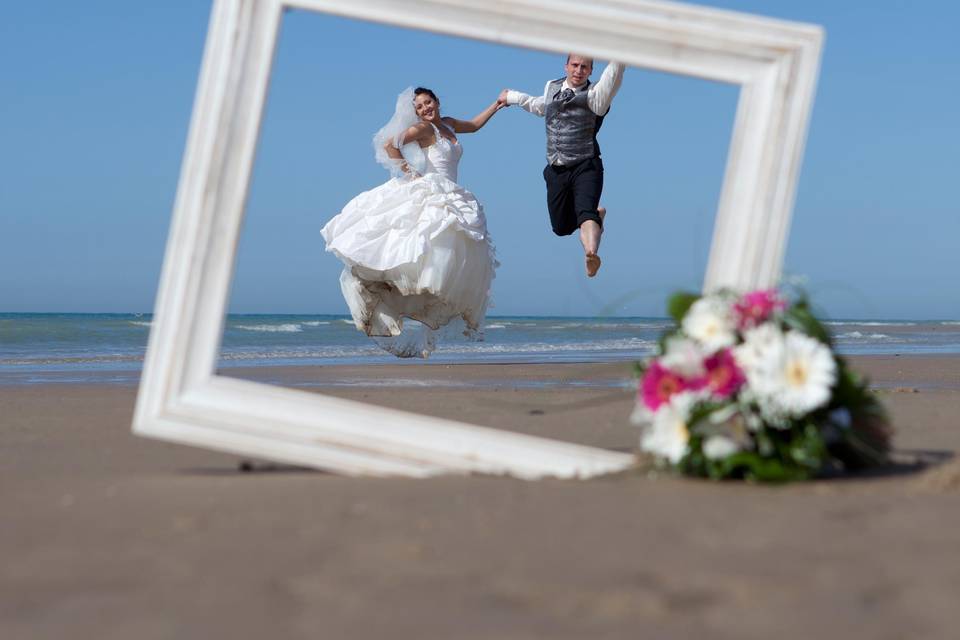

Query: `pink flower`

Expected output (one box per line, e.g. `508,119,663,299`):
734,289,785,330
701,348,746,399
641,360,701,410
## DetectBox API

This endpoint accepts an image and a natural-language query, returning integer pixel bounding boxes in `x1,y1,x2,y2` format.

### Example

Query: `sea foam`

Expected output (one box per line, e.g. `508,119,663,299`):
234,323,303,333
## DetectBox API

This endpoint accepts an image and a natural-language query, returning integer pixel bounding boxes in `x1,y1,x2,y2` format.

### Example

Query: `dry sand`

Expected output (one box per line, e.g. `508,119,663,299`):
2,355,959,639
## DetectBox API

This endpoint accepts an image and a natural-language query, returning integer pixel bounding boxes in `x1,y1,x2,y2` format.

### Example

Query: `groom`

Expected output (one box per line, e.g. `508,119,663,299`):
499,55,625,277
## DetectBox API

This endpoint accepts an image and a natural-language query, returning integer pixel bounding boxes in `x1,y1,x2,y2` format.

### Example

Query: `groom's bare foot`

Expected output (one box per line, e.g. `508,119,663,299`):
585,252,601,277
583,206,605,276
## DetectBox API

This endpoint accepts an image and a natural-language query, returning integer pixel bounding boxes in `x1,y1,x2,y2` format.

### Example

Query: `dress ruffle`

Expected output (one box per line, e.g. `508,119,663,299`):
321,173,496,350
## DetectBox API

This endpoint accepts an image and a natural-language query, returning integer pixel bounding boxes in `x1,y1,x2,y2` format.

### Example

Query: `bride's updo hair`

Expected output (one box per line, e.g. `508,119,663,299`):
414,87,439,103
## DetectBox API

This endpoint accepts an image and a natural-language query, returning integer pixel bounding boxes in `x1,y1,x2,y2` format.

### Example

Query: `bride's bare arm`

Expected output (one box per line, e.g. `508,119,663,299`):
384,122,432,153
384,122,432,172
444,100,505,134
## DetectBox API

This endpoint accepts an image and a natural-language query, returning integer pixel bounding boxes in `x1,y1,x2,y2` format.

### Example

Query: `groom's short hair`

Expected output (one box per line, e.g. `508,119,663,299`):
565,54,594,68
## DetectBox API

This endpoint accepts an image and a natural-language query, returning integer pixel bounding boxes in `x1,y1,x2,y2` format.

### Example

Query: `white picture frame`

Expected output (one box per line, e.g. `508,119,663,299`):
133,0,823,478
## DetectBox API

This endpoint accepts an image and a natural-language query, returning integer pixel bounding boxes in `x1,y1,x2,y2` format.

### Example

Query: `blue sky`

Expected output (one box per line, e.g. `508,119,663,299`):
1,1,958,319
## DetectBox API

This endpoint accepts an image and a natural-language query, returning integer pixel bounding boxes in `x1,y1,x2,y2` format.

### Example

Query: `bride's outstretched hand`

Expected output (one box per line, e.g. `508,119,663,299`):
497,89,510,107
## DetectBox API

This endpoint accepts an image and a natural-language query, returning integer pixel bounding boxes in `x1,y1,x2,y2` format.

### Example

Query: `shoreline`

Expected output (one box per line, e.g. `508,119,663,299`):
3,353,960,389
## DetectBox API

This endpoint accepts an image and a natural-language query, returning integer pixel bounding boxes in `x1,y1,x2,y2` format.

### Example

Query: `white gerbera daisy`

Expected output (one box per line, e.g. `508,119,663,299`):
682,297,736,354
661,335,706,378
639,393,694,464
747,330,837,418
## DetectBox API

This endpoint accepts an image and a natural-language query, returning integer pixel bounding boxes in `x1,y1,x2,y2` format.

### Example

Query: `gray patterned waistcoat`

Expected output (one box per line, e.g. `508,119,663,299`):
544,78,605,166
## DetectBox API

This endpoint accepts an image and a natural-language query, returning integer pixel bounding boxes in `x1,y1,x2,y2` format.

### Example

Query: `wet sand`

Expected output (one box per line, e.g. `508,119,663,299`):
2,355,959,639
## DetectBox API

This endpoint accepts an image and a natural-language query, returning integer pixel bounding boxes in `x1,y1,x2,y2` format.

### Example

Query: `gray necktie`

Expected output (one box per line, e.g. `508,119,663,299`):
554,87,576,103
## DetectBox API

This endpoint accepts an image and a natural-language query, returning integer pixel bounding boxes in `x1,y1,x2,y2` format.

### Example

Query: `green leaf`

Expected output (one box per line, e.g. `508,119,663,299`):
755,430,776,457
718,452,810,483
667,291,700,324
830,361,860,407
678,435,709,477
788,422,829,471
688,401,728,427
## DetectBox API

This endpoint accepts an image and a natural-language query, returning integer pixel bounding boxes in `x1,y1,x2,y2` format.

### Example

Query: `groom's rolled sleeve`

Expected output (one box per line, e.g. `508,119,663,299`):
507,90,546,117
587,62,625,115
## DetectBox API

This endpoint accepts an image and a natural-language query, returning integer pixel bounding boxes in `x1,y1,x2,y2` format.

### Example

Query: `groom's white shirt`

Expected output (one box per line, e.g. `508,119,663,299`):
506,61,625,117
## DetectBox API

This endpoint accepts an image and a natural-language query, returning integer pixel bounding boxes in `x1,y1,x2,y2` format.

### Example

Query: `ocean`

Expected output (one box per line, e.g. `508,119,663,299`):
2,313,959,385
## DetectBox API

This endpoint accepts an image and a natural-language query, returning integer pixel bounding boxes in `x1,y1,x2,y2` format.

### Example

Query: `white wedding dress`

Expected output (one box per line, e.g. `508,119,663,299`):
321,122,496,357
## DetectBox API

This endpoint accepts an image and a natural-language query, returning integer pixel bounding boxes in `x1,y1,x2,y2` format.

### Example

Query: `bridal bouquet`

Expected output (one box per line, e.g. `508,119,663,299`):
632,288,891,481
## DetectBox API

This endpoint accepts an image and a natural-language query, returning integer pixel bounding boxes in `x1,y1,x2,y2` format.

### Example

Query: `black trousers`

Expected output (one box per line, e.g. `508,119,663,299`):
542,156,604,237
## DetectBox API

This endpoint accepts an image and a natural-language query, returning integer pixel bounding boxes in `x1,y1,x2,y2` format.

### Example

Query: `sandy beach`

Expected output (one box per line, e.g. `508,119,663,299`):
2,354,959,639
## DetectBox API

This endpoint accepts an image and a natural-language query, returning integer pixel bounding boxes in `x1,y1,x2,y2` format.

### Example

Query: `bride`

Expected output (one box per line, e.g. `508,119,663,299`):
321,87,503,357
